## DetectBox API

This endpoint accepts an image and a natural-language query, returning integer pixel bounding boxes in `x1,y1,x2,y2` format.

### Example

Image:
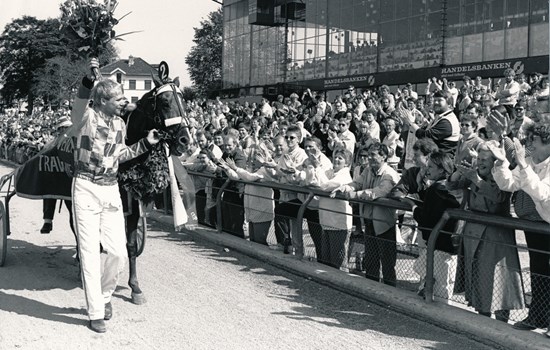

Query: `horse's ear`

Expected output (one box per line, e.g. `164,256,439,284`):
173,76,180,88
150,71,162,88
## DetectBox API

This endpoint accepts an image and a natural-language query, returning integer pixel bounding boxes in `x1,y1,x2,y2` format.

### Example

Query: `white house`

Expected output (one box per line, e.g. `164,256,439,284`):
100,56,157,103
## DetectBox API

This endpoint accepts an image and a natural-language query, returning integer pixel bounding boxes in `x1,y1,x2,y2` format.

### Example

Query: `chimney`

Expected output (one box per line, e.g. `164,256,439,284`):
128,55,135,66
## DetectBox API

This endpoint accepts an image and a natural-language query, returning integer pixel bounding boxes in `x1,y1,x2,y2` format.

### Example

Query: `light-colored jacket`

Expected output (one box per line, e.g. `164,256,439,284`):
349,163,401,235
226,166,276,223
317,167,353,230
492,157,550,224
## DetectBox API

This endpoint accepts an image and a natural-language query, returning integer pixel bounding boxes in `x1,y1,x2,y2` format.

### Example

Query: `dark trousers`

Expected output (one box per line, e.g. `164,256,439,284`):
352,203,362,233
364,221,397,287
317,229,349,269
194,189,217,228
274,198,322,255
524,229,550,327
272,190,286,245
221,189,244,238
249,221,271,246
43,198,75,235
195,190,207,226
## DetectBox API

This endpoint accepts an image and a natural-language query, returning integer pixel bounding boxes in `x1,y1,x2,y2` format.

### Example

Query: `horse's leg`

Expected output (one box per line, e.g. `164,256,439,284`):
126,198,146,305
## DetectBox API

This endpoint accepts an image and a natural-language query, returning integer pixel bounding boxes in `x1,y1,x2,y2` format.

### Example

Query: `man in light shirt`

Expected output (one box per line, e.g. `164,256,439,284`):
495,68,520,116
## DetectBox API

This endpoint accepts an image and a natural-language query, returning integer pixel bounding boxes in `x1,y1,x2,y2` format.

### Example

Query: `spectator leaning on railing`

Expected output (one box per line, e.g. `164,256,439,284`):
308,148,354,269
490,123,550,334
333,142,400,286
273,125,308,255
283,136,332,259
404,151,460,302
219,144,277,246
449,141,524,320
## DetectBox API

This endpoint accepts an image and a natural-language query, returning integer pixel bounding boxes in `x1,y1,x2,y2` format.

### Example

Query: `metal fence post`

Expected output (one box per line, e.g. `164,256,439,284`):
425,211,450,303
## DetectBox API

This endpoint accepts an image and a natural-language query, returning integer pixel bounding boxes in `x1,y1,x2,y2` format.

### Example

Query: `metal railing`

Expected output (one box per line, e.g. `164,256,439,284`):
425,208,550,303
180,170,550,325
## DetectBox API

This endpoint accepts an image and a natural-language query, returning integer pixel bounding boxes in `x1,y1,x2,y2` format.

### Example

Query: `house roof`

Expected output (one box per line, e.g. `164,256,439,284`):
100,57,156,76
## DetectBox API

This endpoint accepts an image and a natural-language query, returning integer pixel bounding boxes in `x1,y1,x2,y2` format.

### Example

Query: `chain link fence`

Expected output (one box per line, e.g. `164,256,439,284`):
178,173,550,328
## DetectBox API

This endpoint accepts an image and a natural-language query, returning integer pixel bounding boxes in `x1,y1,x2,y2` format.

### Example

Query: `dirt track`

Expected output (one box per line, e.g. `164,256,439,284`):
0,163,492,350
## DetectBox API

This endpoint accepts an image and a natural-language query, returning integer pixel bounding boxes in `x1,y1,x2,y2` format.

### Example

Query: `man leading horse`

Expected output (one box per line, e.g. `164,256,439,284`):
15,58,192,333
72,70,160,333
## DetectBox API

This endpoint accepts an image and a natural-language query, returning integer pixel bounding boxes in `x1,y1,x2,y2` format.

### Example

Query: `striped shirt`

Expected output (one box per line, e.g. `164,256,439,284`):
74,108,151,186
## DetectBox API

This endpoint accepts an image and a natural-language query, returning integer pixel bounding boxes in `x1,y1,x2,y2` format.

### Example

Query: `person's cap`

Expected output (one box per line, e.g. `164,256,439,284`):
55,115,72,129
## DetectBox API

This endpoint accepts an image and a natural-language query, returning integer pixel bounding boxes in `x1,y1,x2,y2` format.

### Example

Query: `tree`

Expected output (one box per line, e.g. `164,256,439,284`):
31,44,118,108
0,16,67,113
185,9,223,97
31,55,86,108
181,86,198,102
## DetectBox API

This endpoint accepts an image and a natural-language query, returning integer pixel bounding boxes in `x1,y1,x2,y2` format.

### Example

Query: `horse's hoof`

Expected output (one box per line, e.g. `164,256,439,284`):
131,292,147,305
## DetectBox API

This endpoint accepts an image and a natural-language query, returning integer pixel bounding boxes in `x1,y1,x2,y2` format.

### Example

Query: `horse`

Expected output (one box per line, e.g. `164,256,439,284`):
113,77,191,305
116,73,191,304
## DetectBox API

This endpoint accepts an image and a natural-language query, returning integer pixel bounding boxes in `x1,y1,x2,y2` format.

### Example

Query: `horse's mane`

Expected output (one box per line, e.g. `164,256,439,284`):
123,89,157,146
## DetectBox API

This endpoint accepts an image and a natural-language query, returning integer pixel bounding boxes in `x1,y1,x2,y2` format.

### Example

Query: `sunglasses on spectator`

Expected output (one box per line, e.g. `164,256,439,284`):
515,108,524,111
338,123,346,126
460,123,472,127
285,136,297,140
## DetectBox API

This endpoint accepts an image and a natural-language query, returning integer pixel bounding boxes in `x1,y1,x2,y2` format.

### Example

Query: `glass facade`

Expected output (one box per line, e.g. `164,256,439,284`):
444,0,549,64
222,0,549,90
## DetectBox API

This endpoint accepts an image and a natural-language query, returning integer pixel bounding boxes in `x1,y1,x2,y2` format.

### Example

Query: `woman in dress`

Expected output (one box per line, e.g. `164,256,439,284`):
450,141,524,321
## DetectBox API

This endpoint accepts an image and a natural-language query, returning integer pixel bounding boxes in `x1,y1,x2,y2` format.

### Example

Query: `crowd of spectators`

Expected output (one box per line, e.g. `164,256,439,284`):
175,68,550,333
2,68,550,334
0,101,71,163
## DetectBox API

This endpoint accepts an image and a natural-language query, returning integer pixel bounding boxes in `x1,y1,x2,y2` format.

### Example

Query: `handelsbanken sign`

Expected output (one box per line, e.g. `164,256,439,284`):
287,55,547,90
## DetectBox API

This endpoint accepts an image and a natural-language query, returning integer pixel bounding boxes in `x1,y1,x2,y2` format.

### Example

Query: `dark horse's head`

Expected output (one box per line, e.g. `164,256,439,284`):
123,77,190,154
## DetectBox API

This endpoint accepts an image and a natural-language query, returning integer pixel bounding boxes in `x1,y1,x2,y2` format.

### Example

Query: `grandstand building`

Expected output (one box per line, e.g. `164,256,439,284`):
220,0,549,98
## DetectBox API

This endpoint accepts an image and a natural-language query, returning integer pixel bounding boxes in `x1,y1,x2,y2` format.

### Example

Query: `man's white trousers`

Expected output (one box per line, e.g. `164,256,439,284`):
72,177,127,320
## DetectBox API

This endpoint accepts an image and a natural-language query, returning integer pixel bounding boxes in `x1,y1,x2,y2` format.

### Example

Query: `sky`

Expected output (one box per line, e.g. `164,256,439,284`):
0,0,221,86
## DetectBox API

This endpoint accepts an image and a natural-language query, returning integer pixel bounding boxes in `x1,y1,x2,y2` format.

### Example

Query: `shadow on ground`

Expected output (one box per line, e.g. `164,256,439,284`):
148,219,490,350
0,238,86,325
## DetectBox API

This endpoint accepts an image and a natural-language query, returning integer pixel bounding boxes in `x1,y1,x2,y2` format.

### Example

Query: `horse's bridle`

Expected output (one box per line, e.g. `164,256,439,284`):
130,82,189,140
